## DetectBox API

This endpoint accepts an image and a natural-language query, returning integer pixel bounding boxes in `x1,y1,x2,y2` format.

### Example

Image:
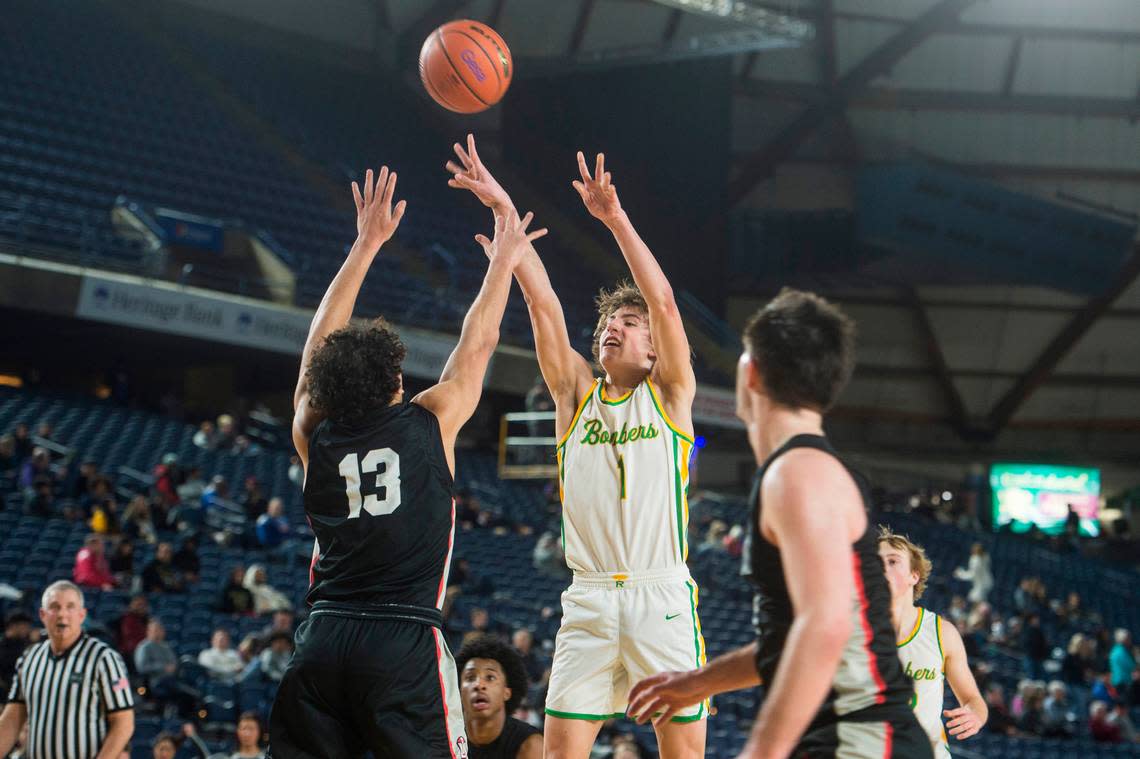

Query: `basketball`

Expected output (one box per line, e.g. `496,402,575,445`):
419,20,512,114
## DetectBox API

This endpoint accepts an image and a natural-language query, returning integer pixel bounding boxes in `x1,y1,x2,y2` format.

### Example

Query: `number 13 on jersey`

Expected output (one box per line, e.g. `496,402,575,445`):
337,448,402,518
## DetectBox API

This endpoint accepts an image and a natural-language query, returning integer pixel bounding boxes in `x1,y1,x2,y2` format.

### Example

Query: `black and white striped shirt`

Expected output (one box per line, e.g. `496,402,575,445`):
7,634,134,759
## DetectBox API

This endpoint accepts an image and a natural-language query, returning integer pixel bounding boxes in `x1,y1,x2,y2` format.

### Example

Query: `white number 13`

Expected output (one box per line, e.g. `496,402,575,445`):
337,448,402,518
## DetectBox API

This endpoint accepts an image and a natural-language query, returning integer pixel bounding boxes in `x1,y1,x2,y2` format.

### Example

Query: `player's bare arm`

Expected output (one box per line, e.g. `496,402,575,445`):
292,167,407,466
413,209,548,473
573,151,696,425
446,133,593,430
940,618,987,740
628,642,762,726
741,450,865,759
0,702,28,756
517,732,543,759
94,709,134,759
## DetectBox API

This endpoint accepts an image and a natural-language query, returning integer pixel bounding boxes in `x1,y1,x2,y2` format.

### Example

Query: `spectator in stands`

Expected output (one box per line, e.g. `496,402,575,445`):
287,455,304,489
1042,680,1076,737
0,611,36,696
198,628,244,683
135,619,196,718
1090,700,1122,743
243,631,292,683
88,490,120,535
984,683,1018,736
1110,629,1135,695
723,524,744,558
201,475,231,512
11,422,32,462
1016,681,1046,735
240,476,268,522
108,539,135,588
72,459,99,500
35,421,56,444
953,543,992,603
192,420,217,450
456,634,543,759
22,477,56,519
152,454,181,509
532,532,567,579
176,466,206,505
512,629,544,685
122,495,158,544
81,476,115,519
219,565,255,615
1021,612,1048,679
151,732,178,759
142,542,186,593
241,564,291,614
18,447,52,491
255,498,292,556
1109,702,1139,743
229,711,267,759
74,534,116,590
466,607,507,643
1062,633,1093,685
114,594,150,660
216,414,237,450
696,520,727,556
173,536,201,584
1092,672,1119,704
257,609,296,646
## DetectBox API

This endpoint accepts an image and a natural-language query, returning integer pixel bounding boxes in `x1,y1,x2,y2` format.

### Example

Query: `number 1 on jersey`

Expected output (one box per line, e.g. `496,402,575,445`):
337,448,402,518
618,454,626,503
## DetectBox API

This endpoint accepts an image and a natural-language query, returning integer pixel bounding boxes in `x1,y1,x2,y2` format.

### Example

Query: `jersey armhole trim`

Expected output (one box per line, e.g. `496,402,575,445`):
897,607,924,648
935,613,945,668
556,379,598,448
645,379,694,444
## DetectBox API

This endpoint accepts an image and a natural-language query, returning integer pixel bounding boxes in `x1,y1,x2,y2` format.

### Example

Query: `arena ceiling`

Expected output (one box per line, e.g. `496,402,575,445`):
169,0,1140,467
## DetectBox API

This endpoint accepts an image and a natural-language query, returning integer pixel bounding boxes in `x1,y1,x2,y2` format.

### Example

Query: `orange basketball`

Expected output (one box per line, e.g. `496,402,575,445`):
419,20,512,114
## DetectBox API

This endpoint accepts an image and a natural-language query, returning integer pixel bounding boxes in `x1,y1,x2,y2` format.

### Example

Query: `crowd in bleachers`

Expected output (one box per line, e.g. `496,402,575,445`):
3,382,1140,757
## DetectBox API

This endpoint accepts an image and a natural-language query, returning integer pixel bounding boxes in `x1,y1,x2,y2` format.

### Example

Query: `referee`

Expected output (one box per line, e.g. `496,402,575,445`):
0,580,134,758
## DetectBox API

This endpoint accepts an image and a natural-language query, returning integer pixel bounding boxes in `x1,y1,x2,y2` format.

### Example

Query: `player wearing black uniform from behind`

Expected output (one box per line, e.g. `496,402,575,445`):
267,166,547,759
629,289,930,758
456,635,542,759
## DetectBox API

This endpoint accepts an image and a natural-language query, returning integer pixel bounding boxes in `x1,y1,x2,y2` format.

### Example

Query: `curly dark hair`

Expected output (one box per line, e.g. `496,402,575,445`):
591,280,648,366
305,318,406,424
455,634,530,714
742,288,856,412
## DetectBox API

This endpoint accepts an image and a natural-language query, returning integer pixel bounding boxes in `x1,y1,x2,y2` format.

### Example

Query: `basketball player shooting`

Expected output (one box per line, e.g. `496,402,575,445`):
267,166,546,759
446,135,707,759
878,528,987,757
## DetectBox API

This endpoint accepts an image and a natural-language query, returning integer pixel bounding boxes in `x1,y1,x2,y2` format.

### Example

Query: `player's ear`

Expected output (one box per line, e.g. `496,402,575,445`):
745,358,764,395
503,685,512,703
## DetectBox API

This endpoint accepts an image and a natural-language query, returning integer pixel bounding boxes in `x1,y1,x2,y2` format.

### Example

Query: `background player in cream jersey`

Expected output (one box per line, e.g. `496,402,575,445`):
878,528,988,756
446,135,705,759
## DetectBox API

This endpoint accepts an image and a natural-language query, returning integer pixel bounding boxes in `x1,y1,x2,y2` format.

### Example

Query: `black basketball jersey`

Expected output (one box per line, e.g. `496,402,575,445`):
303,401,455,613
469,716,541,759
741,434,913,731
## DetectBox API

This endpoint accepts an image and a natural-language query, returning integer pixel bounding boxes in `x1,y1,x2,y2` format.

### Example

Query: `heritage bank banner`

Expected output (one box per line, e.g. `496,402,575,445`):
74,274,462,381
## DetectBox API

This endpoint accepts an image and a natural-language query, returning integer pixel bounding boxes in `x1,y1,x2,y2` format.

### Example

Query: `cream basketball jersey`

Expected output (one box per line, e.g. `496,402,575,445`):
897,607,950,758
556,379,693,574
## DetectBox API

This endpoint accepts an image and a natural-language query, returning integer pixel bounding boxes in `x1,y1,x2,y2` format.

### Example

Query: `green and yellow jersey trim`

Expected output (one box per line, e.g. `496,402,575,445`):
598,381,634,405
557,379,599,449
645,379,694,444
897,607,924,648
935,612,945,672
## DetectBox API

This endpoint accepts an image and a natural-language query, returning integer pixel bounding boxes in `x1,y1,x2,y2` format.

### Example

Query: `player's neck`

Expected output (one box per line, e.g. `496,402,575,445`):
602,368,646,398
895,600,919,641
466,709,507,746
755,405,824,461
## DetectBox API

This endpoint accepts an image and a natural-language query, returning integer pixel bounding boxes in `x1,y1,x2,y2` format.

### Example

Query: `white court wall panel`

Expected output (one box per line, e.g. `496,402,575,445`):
961,0,1140,31
886,34,1014,92
1015,39,1140,99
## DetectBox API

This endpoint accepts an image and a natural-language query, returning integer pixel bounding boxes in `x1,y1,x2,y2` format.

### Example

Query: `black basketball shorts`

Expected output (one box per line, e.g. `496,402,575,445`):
267,613,468,759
